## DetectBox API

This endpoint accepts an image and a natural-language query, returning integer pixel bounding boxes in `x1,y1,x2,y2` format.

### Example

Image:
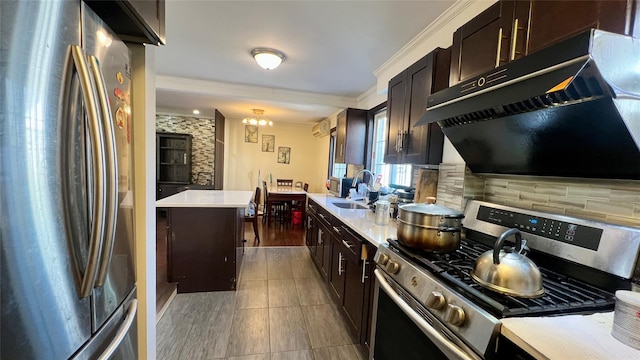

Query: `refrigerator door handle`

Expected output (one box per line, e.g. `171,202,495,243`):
71,45,107,298
97,299,137,360
89,55,119,288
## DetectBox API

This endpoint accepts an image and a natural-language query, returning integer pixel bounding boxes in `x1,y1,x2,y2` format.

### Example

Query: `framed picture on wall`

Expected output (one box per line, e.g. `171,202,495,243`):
245,125,258,143
277,147,291,164
262,134,275,152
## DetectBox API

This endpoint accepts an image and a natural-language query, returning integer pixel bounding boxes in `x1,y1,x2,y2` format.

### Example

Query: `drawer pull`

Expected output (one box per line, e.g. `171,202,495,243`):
342,239,353,249
495,27,503,68
362,260,369,283
510,19,519,61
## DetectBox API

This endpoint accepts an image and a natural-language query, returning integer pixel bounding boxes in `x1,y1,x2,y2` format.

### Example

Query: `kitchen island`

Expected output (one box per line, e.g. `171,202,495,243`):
156,190,252,292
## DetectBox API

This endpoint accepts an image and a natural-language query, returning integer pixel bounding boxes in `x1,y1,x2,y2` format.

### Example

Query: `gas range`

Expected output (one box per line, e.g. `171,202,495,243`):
373,200,640,359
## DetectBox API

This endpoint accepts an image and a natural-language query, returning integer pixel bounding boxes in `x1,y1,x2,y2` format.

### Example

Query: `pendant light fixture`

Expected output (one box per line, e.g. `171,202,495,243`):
251,48,285,70
242,109,273,126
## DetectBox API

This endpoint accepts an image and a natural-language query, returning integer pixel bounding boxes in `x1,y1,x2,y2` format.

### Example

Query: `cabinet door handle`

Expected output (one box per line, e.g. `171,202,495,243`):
318,229,323,244
338,252,344,275
342,239,353,249
183,153,187,164
362,260,369,283
495,27,503,68
510,18,519,61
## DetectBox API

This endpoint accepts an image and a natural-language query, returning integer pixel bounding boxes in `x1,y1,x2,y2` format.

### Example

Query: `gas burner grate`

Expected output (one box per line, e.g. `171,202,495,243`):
387,239,616,318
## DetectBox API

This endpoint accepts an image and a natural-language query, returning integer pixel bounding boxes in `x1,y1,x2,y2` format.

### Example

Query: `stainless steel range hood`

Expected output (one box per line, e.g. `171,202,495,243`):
416,30,640,179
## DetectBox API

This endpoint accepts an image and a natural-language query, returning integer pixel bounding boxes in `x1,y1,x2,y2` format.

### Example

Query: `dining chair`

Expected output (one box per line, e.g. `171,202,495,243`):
245,187,261,243
295,181,303,189
263,181,287,225
303,183,309,192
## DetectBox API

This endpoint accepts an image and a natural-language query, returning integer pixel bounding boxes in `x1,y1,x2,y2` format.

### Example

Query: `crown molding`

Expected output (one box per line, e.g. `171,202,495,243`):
373,0,496,91
156,75,357,109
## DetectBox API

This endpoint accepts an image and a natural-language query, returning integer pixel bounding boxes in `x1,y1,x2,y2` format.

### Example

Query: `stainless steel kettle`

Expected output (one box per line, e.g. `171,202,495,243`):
471,228,545,298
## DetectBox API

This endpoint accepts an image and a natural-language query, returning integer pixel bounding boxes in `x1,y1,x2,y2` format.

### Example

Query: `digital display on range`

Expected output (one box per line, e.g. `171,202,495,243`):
477,206,602,250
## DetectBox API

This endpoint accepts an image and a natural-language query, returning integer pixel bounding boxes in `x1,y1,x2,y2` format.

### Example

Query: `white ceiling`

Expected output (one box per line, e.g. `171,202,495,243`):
155,0,456,124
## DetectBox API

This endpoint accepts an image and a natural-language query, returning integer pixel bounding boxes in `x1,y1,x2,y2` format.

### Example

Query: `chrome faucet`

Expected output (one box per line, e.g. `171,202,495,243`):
351,169,375,190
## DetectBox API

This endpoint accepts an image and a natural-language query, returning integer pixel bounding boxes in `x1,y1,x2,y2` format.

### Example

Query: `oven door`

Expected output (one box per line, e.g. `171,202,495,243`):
369,269,482,360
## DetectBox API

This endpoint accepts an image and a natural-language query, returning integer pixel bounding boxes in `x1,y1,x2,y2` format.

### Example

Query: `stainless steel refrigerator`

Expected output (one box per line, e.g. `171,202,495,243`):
1,0,138,358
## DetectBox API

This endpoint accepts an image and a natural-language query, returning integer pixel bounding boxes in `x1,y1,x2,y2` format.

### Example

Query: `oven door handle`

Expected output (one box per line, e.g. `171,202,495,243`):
374,270,480,360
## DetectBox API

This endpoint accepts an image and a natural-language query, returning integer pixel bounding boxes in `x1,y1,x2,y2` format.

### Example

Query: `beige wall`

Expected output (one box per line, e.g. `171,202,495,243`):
224,120,330,195
131,44,156,359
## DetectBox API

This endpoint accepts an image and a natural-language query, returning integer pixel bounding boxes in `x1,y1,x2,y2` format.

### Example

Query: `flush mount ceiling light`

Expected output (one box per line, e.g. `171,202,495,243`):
242,109,273,126
251,48,285,70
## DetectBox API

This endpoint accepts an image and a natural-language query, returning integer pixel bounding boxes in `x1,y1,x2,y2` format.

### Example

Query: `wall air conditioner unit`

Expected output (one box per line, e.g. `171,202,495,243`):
312,119,330,138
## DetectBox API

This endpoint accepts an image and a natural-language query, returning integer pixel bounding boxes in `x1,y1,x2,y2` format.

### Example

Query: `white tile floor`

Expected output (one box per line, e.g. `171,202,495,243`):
156,247,365,360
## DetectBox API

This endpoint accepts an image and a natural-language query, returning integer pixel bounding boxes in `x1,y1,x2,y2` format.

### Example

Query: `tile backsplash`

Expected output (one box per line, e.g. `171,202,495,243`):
436,164,640,228
156,114,216,184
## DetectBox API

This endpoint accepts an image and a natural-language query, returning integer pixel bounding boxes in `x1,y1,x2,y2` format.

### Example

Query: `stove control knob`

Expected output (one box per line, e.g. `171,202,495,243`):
386,261,400,274
445,304,466,327
378,253,390,266
425,292,446,310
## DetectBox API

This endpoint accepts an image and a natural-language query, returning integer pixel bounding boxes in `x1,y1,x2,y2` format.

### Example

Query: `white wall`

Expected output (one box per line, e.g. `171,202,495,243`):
224,120,330,194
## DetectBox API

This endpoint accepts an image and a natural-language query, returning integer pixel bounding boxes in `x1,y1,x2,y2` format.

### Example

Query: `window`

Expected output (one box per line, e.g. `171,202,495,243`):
370,110,412,187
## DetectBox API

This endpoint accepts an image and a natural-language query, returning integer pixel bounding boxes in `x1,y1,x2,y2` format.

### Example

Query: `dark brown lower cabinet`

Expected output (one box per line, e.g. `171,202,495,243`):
306,202,376,358
328,235,346,303
167,207,244,292
320,223,331,279
157,183,187,200
360,245,376,353
342,252,365,337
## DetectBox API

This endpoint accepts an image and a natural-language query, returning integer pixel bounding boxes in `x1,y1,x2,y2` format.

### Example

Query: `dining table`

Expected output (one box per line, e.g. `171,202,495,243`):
266,186,307,226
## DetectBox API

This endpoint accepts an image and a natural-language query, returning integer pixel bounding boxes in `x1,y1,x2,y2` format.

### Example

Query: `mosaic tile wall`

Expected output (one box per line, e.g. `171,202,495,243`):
156,114,215,184
435,164,484,211
482,175,640,227
435,163,640,227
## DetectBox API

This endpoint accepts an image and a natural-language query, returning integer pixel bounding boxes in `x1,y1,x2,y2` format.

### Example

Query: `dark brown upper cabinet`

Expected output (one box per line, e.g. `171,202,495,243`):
384,47,450,165
450,0,638,85
335,108,367,165
86,0,166,45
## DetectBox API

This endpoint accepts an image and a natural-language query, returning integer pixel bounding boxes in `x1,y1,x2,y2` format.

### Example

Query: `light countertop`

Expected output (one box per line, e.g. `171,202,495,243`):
308,194,640,359
307,194,396,248
156,190,253,208
501,312,640,359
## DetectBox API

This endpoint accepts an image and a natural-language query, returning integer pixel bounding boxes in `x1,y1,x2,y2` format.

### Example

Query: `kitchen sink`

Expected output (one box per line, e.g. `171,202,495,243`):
331,201,369,210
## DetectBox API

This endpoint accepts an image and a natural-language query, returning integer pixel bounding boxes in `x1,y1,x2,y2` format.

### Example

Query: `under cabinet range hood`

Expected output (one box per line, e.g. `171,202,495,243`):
416,29,640,179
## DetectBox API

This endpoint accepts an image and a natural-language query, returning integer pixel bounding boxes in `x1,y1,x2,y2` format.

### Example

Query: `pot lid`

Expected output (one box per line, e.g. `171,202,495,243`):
399,197,464,217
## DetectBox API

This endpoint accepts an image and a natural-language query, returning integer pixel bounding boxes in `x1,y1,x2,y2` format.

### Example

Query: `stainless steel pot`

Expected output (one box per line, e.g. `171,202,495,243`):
396,197,464,252
397,197,465,228
396,222,461,252
471,228,545,298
